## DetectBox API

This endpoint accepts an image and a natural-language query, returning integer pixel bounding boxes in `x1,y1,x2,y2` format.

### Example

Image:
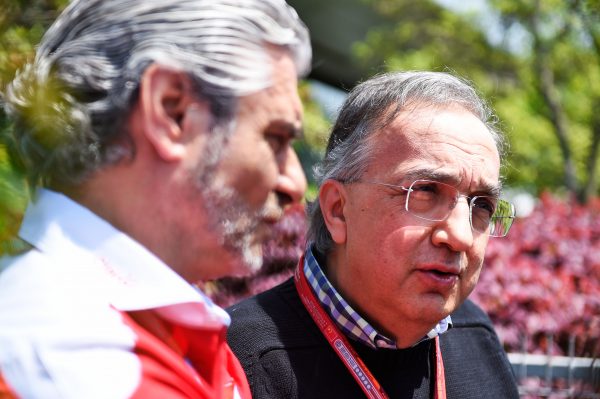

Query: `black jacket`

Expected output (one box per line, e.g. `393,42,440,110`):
227,277,518,399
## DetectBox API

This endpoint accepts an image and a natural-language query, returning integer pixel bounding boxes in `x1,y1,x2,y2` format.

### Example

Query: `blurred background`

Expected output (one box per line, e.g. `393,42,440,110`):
1,0,599,397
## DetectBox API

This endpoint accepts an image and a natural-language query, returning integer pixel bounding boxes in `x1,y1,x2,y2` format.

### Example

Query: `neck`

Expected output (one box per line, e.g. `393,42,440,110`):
66,162,188,275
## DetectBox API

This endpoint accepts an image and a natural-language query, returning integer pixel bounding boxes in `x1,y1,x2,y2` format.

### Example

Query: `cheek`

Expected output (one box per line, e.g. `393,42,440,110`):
462,244,486,293
229,144,279,204
381,224,429,259
353,222,430,279
379,208,430,243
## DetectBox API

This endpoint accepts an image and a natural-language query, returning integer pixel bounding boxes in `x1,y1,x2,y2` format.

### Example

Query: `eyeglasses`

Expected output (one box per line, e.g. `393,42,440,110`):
362,179,516,237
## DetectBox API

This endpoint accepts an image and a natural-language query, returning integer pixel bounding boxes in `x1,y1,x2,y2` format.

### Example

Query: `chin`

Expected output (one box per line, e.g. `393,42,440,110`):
439,298,463,318
228,244,263,277
418,294,457,322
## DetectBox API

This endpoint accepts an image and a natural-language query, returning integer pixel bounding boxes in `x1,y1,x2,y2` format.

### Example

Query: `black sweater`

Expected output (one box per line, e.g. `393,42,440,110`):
227,278,519,399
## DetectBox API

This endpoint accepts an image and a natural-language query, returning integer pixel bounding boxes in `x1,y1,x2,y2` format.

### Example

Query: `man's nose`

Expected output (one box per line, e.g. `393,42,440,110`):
431,198,474,252
276,147,307,207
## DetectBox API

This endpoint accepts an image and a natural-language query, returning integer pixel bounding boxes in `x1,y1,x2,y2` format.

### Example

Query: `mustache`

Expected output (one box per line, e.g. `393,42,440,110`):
217,190,283,229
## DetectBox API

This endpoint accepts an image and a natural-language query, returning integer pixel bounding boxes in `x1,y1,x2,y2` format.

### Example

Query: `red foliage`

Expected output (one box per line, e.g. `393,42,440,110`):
471,193,600,357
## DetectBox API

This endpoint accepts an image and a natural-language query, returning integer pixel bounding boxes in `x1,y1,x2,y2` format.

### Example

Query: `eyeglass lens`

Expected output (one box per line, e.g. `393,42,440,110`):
405,180,514,237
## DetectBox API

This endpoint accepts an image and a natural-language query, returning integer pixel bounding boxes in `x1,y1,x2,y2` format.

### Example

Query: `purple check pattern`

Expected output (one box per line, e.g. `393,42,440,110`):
303,247,452,349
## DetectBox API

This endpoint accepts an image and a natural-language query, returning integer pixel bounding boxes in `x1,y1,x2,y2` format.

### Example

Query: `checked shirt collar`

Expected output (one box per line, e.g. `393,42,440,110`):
303,246,452,349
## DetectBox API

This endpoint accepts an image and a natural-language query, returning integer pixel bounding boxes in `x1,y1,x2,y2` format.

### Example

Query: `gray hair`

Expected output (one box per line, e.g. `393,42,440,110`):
308,71,506,255
2,0,311,188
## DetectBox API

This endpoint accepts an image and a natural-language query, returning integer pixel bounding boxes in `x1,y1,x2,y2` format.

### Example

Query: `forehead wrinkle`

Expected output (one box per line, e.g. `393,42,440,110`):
398,104,498,155
369,106,501,196
393,166,502,198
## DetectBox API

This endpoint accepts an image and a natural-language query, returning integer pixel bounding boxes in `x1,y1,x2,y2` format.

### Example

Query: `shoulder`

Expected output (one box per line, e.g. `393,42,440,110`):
441,299,519,398
226,278,331,399
227,277,321,352
443,299,504,353
0,250,141,399
449,298,495,330
0,249,74,324
0,248,114,329
227,277,295,324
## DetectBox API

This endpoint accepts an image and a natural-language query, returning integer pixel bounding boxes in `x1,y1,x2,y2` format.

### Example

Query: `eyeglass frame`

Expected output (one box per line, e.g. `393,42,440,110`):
350,179,515,237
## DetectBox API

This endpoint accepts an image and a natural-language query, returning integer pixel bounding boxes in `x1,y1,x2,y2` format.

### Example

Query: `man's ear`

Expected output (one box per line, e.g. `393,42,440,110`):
137,64,208,162
319,179,348,245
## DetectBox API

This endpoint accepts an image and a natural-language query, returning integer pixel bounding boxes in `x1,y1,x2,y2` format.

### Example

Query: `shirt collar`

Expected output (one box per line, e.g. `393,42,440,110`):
303,247,452,349
18,188,230,328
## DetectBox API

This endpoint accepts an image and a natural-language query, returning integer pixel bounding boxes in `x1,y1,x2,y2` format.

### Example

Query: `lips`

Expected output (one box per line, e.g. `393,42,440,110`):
416,264,461,289
418,264,461,275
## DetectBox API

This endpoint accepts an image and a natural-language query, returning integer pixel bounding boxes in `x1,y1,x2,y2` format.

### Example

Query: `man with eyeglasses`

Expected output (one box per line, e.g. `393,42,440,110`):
227,71,519,398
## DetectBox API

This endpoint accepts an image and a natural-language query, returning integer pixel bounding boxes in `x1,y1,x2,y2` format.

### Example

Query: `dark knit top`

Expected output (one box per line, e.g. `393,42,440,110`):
227,278,518,399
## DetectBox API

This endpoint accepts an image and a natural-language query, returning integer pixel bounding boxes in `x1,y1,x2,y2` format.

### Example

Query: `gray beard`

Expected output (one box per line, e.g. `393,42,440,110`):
202,183,265,274
194,122,265,275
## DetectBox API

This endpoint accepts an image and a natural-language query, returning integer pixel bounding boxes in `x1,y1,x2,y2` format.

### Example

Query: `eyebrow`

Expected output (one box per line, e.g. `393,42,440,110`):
269,119,304,140
398,168,502,197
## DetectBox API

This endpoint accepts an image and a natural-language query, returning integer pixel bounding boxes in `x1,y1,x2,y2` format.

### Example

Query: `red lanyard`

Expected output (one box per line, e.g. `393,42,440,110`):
294,258,447,399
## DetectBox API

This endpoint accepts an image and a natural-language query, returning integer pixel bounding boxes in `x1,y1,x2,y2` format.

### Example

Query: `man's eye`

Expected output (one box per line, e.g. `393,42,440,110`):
472,197,496,216
411,183,439,194
266,133,288,153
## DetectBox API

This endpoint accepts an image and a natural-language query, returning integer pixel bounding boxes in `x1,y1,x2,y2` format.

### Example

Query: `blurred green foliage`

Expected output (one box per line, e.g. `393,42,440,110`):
297,82,331,201
299,82,331,152
355,0,600,202
0,0,70,255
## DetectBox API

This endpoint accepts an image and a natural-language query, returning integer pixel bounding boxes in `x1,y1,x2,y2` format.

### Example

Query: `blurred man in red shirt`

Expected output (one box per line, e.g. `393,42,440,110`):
0,1,310,397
